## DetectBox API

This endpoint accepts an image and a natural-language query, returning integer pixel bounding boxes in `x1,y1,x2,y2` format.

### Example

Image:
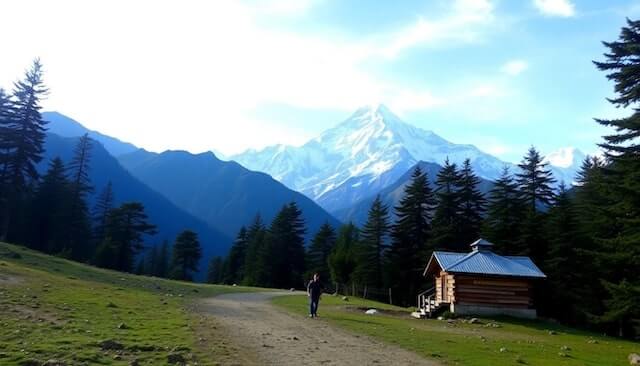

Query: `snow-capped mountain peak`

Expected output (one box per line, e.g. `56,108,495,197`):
232,105,508,212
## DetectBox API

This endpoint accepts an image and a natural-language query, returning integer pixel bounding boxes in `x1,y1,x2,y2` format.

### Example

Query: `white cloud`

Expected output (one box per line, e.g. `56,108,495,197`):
0,0,501,155
501,60,528,76
533,0,575,17
380,0,495,58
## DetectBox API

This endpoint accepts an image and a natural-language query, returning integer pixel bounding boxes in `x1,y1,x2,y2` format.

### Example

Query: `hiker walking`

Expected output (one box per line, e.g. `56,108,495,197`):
307,273,323,318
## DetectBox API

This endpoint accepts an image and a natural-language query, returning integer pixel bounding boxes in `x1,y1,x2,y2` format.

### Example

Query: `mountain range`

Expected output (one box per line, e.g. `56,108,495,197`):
232,104,584,214
41,112,340,245
41,133,231,274
118,149,341,240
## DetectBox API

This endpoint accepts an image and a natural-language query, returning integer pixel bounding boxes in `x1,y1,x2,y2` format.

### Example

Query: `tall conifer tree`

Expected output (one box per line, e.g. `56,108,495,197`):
387,166,436,305
357,195,390,287
0,59,48,240
591,18,640,336
456,159,486,247
431,159,461,250
306,222,336,282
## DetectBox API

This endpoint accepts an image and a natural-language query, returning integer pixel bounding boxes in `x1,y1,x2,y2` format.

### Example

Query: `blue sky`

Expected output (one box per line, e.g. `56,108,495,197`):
1,0,639,162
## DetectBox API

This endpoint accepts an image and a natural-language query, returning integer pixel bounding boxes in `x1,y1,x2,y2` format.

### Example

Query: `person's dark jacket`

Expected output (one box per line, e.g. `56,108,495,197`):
307,279,323,299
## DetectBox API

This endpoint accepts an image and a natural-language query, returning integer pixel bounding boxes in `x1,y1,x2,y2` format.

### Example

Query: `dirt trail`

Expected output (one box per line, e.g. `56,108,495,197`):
199,291,439,366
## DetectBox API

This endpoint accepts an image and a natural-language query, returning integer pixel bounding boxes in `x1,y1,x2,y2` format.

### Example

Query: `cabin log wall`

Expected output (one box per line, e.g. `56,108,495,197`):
452,275,532,308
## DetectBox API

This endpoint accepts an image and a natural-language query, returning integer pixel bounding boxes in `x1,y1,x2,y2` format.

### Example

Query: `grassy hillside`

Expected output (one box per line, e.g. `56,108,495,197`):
273,295,639,366
0,242,257,366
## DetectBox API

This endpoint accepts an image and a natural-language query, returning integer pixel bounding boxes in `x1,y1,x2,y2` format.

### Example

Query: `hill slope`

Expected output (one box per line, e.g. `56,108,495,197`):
43,111,138,157
0,242,256,365
118,149,342,240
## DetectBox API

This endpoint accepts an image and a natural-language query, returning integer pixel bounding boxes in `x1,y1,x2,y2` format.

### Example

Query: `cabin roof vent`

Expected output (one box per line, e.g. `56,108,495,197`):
470,238,494,252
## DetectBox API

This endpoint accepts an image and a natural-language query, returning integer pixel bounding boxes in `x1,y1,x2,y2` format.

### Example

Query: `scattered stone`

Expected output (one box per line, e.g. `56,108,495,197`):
167,353,185,364
365,309,378,315
469,318,481,324
117,323,129,330
587,338,598,344
558,352,569,358
629,353,640,365
99,339,124,350
500,347,508,353
177,294,183,298
129,360,140,366
437,316,444,321
341,296,349,301
113,355,122,361
290,288,295,291
548,330,557,335
446,319,456,324
232,284,237,287
560,345,571,351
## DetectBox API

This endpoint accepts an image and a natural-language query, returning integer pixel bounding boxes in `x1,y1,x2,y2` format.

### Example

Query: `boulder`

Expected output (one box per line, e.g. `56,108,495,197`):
469,318,480,324
99,339,124,350
629,353,640,365
365,309,378,315
167,353,185,364
341,296,349,301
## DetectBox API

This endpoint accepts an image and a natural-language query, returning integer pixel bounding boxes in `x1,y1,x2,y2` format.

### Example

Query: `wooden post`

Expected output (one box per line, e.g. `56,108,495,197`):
388,288,393,305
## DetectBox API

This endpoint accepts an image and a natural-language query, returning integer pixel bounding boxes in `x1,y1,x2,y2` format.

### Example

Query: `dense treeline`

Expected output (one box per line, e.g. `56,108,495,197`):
0,60,202,281
212,20,640,338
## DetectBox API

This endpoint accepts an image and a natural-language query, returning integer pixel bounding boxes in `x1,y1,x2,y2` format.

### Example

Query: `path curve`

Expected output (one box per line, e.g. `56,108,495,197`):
199,291,439,366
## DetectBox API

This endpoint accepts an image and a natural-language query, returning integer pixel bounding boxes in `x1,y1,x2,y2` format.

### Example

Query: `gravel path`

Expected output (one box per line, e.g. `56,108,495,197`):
199,291,439,366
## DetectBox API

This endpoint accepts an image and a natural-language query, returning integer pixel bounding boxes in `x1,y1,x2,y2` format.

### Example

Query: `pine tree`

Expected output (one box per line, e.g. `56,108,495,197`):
0,59,49,241
543,183,595,323
356,195,390,288
269,203,306,289
28,157,70,254
328,223,359,289
306,222,336,283
93,181,115,244
431,159,461,250
516,147,556,211
387,166,436,305
170,230,202,281
224,226,248,284
95,202,157,272
146,245,159,276
482,167,525,254
156,240,170,278
207,256,225,284
515,147,555,261
0,88,15,187
242,214,269,286
456,159,486,247
590,18,640,337
66,134,93,260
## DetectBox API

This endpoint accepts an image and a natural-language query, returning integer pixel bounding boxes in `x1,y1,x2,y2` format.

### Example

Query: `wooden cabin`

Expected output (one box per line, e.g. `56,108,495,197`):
414,239,546,319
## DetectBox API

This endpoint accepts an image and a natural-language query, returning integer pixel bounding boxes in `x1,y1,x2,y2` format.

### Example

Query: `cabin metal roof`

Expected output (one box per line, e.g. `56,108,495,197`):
424,239,546,279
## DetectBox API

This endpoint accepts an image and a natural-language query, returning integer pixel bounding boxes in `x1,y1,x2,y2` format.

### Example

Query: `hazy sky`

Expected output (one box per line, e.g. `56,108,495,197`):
1,0,638,162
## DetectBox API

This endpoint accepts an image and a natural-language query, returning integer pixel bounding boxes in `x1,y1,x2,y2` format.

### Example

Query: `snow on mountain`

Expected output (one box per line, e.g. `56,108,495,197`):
232,104,511,213
545,147,587,185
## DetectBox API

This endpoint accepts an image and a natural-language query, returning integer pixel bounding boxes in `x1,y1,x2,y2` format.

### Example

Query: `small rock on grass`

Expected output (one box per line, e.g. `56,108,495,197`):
167,353,185,364
99,339,124,350
629,353,640,365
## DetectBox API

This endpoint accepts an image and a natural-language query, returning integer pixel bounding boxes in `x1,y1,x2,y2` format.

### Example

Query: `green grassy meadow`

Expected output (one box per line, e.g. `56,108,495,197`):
272,294,639,366
0,242,257,366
